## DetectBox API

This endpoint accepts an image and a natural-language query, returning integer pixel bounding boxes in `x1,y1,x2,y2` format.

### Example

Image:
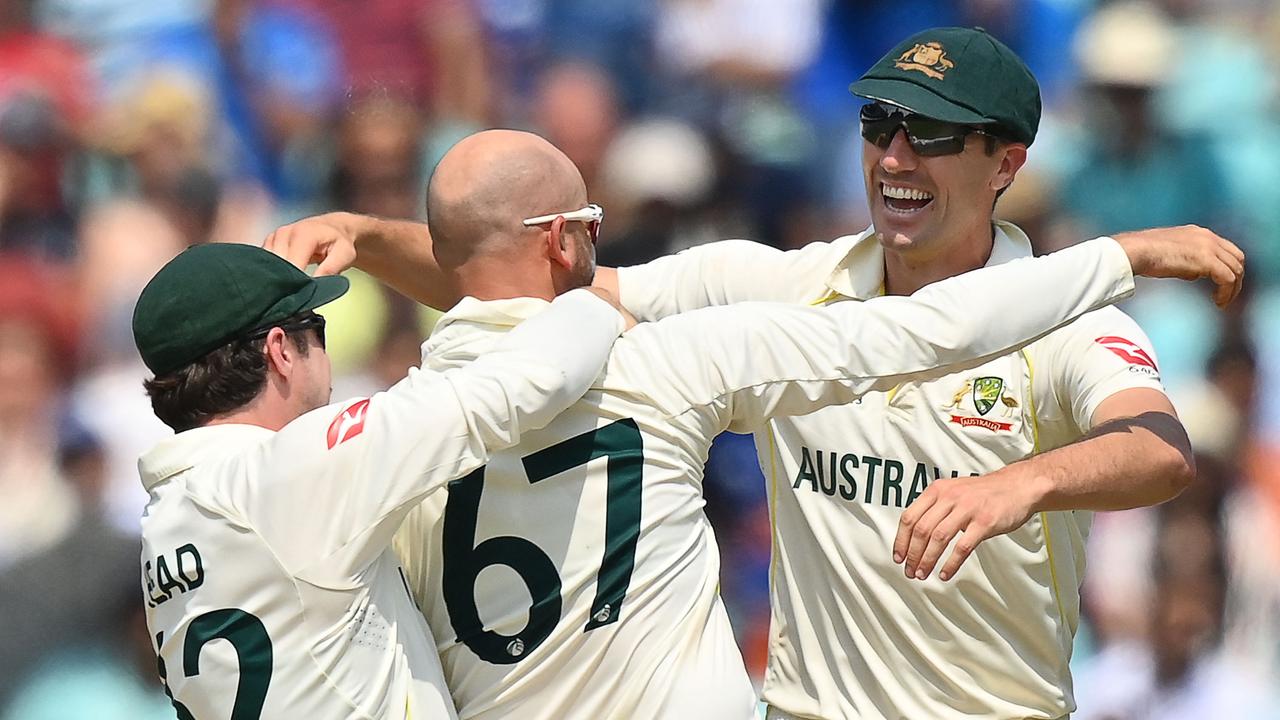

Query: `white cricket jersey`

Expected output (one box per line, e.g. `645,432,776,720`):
393,236,1135,720
618,223,1167,720
138,290,623,720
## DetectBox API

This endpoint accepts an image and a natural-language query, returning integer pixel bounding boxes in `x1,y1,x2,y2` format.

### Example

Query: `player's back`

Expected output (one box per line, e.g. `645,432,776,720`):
141,423,454,720
395,298,759,720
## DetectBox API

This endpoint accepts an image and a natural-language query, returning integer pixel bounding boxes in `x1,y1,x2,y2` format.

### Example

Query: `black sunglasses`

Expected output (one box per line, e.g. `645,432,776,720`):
859,102,992,157
246,313,326,349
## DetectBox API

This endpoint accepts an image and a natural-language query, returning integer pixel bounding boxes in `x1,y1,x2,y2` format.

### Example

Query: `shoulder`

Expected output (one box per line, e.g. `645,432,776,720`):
778,232,868,277
1031,306,1156,362
1027,306,1166,429
602,304,775,411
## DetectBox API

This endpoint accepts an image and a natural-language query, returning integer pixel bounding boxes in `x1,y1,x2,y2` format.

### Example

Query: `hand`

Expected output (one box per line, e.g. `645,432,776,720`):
893,470,1040,581
263,212,367,276
1112,225,1245,308
584,286,638,331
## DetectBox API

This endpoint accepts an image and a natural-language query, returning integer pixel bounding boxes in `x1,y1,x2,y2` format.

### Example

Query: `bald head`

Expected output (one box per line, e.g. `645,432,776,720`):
427,130,587,267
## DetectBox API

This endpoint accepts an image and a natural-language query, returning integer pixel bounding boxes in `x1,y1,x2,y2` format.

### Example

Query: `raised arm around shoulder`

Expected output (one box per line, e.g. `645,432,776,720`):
878,236,1135,369
642,238,1133,429
614,238,847,321
266,212,461,309
244,288,622,582
446,288,624,450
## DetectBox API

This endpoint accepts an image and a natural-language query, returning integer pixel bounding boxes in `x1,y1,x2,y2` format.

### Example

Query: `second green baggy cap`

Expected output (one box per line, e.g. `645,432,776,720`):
849,27,1041,146
133,243,349,376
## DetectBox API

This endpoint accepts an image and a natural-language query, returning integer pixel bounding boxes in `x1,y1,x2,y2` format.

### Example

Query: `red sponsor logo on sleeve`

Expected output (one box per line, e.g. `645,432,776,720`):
1095,336,1158,372
327,399,371,449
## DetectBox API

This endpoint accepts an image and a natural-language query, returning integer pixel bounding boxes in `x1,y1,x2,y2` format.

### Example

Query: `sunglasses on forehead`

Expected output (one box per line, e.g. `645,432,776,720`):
859,102,994,157
522,204,605,245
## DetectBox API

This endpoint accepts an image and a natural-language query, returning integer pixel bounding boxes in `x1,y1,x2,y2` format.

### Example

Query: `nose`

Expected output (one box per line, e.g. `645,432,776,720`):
879,128,918,173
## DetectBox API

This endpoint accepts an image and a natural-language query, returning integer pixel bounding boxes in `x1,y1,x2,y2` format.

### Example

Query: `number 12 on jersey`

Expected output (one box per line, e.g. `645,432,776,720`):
442,418,644,665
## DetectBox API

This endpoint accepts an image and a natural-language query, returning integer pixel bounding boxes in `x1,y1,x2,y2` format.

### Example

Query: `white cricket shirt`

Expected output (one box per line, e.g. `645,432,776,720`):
394,235,1135,720
138,290,623,720
618,223,1165,720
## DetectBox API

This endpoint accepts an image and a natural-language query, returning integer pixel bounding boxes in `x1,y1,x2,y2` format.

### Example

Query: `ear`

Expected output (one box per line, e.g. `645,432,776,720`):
545,216,573,270
991,143,1028,193
263,327,299,380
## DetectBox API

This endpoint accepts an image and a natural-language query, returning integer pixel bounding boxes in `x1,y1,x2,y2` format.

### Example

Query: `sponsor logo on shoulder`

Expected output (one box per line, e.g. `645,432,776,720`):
1095,335,1159,376
327,398,371,449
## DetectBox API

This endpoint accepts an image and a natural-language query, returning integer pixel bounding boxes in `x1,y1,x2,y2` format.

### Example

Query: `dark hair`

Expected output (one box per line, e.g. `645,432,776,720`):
144,319,316,432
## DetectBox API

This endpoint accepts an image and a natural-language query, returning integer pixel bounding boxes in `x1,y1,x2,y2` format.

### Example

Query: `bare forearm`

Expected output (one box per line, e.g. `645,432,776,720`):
1021,412,1194,512
897,400,1197,581
343,214,460,309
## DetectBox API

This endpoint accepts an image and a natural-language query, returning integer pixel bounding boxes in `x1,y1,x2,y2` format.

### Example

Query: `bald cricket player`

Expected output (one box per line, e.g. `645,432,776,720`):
266,129,1240,719
133,244,628,720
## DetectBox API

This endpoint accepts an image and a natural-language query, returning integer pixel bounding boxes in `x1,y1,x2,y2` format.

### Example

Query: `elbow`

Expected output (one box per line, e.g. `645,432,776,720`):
1158,440,1196,502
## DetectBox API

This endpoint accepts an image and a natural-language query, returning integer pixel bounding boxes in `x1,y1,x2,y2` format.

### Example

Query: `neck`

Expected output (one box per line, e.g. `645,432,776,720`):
451,260,557,303
205,395,292,432
882,222,996,296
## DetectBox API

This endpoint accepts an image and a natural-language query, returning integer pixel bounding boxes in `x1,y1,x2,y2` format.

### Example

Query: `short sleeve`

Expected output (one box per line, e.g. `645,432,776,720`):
1032,306,1168,438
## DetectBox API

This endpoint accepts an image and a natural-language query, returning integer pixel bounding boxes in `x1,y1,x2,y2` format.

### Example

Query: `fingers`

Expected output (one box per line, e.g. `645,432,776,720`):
314,242,357,277
894,491,937,564
1218,235,1245,266
1218,244,1245,307
1216,243,1244,277
265,220,355,274
285,227,322,269
264,224,312,269
900,500,957,579
938,522,995,581
909,514,969,581
1208,246,1243,308
1161,228,1246,308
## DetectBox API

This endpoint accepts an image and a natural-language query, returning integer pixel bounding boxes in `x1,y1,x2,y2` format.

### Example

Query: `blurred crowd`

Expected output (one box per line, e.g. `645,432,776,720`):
1,0,1278,717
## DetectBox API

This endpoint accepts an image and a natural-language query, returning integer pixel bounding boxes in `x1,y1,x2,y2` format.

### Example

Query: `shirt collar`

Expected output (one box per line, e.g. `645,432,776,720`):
138,424,273,491
823,221,1034,300
423,296,552,368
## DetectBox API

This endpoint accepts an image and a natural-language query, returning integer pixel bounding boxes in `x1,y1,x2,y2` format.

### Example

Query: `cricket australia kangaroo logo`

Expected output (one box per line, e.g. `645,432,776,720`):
895,42,955,80
945,376,1017,432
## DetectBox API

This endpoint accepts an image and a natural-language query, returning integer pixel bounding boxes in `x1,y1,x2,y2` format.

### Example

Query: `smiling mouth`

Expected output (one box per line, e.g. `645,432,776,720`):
881,182,934,214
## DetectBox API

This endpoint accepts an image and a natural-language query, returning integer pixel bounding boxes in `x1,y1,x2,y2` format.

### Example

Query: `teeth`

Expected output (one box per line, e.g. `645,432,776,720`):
882,184,933,201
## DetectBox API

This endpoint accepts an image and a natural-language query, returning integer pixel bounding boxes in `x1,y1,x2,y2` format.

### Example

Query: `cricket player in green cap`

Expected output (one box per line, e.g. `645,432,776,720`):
265,27,1246,720
132,242,628,719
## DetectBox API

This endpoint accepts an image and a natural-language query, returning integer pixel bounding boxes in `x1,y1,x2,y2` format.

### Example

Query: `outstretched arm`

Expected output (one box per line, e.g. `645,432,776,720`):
651,239,1133,429
267,214,1245,313
267,212,619,310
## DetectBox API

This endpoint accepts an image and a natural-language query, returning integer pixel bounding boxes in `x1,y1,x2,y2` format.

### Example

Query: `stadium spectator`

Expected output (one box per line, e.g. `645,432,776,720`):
285,0,489,122
0,0,93,260
1075,509,1276,719
1059,2,1231,236
0,257,138,708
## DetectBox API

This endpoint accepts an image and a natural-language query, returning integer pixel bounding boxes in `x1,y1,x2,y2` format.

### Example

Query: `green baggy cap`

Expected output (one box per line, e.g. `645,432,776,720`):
849,27,1041,146
133,243,349,376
